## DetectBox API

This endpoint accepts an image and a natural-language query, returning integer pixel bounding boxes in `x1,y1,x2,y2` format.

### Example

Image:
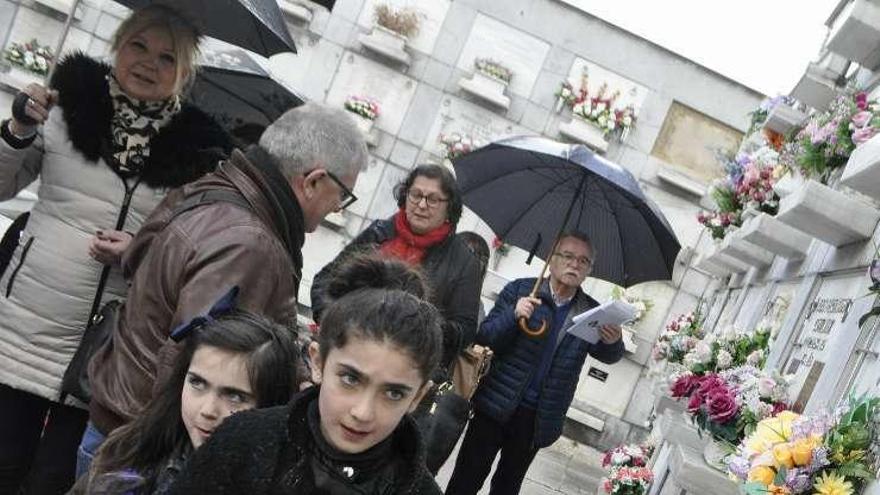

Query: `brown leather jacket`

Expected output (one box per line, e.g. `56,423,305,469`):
88,149,303,434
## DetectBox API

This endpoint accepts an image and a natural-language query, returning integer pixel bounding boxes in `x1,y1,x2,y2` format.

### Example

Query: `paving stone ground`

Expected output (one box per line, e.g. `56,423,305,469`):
435,435,607,495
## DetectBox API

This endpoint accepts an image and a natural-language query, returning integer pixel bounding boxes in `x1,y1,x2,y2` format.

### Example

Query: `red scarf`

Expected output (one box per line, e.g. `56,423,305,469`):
380,209,452,265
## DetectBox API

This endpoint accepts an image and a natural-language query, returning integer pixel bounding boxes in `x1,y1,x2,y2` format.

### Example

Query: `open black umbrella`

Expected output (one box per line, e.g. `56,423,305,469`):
50,0,297,81
190,45,304,145
452,136,680,335
117,0,296,56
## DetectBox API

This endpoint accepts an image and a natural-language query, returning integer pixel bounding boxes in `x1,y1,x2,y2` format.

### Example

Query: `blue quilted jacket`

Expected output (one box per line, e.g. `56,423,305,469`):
473,278,625,448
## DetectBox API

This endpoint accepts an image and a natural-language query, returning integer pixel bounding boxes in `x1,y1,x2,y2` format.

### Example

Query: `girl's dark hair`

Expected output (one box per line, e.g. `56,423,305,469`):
317,254,443,381
90,311,300,489
394,164,463,226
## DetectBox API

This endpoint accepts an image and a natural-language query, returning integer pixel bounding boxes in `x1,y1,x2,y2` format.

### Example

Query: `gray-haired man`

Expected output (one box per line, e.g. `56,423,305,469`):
79,103,368,473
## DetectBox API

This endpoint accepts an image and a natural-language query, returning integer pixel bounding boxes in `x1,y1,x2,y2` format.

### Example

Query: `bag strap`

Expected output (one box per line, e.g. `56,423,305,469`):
87,177,142,325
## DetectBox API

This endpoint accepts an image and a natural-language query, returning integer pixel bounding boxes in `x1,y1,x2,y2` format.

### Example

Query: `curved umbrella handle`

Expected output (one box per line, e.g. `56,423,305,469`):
518,316,548,338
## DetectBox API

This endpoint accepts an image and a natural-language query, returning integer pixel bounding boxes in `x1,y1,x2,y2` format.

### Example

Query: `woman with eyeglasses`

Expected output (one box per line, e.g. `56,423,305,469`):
310,164,481,471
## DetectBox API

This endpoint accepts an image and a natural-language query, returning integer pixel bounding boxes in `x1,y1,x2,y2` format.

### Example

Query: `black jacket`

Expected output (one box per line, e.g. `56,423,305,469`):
310,218,481,369
168,387,441,495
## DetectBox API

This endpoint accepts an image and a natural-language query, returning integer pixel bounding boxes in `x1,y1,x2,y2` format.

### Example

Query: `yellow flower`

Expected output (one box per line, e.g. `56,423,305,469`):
745,411,800,456
767,485,791,495
791,435,821,466
747,466,776,486
813,471,854,495
772,444,794,469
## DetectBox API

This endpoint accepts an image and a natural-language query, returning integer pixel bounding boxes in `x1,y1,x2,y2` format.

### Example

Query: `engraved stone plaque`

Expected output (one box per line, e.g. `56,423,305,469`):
784,273,864,407
423,95,530,158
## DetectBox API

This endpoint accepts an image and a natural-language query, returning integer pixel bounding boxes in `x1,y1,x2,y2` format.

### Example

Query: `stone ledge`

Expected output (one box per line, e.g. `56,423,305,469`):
278,0,313,24
841,132,880,201
738,212,811,260
566,406,605,432
776,179,879,246
655,167,706,197
668,444,737,495
358,26,411,67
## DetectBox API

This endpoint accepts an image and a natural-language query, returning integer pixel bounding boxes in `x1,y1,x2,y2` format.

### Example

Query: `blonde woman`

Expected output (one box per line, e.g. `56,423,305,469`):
0,5,232,492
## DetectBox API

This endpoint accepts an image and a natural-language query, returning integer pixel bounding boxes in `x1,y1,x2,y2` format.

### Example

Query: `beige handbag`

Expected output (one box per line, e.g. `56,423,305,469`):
450,344,493,400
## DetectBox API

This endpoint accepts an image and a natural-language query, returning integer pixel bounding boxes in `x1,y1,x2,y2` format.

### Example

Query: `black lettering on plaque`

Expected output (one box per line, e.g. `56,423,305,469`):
588,367,609,382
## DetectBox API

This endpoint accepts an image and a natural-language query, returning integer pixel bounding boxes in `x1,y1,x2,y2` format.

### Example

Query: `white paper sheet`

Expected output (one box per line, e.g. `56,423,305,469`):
566,300,637,344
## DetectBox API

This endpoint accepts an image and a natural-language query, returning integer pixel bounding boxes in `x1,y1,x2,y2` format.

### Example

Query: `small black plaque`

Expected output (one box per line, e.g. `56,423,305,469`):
587,367,608,382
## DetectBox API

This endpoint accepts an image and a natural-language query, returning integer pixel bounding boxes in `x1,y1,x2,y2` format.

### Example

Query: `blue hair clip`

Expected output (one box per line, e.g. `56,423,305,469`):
169,286,240,342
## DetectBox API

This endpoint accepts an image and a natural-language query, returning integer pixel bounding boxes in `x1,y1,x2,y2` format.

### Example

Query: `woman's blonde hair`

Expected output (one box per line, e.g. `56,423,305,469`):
111,4,202,94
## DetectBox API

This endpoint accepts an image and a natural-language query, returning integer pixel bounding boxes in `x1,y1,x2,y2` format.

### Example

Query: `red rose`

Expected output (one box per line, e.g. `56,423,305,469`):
771,402,789,415
670,374,700,399
687,374,724,413
706,387,738,424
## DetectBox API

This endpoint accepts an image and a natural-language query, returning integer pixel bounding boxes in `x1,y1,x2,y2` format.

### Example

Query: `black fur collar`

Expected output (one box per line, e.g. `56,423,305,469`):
49,52,233,189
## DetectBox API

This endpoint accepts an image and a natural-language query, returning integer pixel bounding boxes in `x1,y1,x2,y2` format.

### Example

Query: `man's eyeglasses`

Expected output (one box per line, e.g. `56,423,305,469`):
554,252,592,268
324,171,357,210
406,189,449,209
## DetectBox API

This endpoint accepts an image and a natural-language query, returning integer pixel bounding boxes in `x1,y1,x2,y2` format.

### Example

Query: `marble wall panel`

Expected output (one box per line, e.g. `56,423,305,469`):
356,0,450,55
422,94,529,158
325,51,418,135
455,14,550,99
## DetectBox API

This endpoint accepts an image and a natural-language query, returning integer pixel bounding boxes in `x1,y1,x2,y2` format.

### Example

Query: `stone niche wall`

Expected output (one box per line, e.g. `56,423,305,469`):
0,0,765,449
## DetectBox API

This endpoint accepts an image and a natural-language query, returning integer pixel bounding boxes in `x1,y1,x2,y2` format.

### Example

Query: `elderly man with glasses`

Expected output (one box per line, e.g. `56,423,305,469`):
447,230,624,495
82,103,368,460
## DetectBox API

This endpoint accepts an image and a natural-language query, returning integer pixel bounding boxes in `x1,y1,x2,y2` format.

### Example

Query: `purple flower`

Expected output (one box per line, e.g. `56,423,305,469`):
727,455,750,480
784,469,812,492
810,446,831,471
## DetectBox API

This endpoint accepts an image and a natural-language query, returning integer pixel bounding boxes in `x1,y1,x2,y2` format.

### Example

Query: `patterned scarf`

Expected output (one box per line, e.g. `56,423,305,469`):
107,74,180,176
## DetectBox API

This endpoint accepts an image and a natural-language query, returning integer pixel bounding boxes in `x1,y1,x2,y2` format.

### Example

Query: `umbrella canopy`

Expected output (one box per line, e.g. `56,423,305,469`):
452,135,680,287
116,0,297,56
190,44,304,145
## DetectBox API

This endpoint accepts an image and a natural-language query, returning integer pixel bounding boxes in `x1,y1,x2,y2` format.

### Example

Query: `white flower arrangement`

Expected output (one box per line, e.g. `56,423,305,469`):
3,39,53,76
473,58,513,84
343,95,380,121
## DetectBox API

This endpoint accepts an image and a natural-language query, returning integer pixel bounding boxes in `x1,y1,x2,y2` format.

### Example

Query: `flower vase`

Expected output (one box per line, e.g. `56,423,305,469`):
358,24,411,66
702,439,729,472
558,115,609,153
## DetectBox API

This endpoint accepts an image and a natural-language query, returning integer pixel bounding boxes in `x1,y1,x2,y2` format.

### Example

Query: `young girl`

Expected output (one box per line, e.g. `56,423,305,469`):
168,255,444,494
75,309,301,494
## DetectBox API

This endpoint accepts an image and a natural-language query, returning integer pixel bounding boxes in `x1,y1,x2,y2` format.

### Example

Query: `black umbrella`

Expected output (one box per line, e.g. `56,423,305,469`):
114,0,296,56
190,45,304,145
452,136,680,336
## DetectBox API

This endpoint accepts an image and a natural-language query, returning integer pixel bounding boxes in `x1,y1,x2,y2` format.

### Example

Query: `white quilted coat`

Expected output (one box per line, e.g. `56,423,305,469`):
0,109,168,403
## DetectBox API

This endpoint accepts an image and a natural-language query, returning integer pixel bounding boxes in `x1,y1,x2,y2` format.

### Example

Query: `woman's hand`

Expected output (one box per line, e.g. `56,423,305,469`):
89,230,133,266
11,83,58,135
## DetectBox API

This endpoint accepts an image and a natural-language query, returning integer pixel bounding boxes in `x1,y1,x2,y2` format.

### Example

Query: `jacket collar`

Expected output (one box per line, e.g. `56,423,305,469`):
286,386,427,493
49,52,232,188
221,149,305,277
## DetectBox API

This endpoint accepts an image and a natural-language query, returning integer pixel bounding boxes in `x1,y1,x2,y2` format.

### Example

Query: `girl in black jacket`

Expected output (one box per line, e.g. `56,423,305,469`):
169,256,444,494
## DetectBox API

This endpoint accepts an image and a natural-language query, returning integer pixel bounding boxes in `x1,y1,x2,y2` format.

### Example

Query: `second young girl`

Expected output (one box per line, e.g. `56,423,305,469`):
74,308,301,494
168,255,444,494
